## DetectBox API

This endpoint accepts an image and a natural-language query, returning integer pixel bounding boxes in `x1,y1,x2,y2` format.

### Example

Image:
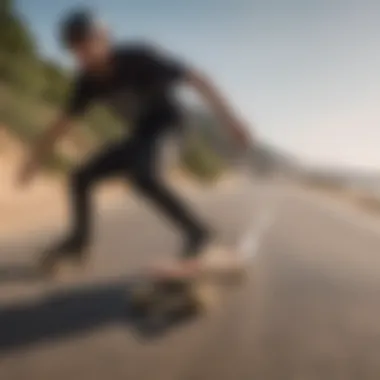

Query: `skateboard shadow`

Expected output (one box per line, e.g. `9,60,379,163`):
0,263,44,284
0,277,197,354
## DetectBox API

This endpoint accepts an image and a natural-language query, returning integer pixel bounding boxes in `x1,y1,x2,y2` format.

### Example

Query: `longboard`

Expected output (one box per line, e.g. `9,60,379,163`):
129,244,247,322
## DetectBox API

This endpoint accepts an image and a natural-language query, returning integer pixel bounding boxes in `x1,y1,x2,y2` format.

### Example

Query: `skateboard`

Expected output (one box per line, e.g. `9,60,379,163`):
129,272,219,319
129,245,247,323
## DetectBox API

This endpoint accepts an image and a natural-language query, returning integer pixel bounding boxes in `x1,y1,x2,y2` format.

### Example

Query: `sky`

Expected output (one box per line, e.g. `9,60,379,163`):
15,0,380,170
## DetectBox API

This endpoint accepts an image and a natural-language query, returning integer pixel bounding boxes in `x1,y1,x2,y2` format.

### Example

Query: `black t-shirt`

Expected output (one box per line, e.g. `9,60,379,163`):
65,43,188,137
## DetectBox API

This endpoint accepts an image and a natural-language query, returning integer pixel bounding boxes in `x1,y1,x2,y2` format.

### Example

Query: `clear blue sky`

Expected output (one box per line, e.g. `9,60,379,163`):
15,0,380,169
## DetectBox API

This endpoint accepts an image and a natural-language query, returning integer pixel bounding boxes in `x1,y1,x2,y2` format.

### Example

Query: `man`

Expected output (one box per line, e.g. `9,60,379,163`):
17,9,252,274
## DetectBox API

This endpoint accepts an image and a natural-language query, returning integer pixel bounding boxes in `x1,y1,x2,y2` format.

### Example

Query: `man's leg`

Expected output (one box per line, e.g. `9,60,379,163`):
134,175,210,254
129,138,211,259
49,140,128,255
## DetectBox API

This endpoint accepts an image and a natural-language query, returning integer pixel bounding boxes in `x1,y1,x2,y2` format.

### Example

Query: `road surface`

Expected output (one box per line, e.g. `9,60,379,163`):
1,178,380,379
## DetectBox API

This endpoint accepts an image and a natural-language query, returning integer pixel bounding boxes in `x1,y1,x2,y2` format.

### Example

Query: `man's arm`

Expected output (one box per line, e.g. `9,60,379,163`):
184,68,253,146
17,114,75,186
32,114,73,161
17,75,90,187
135,43,252,145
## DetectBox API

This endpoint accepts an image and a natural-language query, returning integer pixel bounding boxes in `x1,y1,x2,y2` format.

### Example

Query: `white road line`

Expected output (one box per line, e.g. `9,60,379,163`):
236,187,282,262
238,208,277,261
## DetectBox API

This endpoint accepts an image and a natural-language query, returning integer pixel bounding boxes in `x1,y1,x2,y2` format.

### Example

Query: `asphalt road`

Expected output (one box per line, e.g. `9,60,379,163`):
1,178,380,379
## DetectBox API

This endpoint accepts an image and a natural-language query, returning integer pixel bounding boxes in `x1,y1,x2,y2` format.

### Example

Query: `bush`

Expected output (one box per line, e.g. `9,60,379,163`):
40,60,70,104
44,153,74,174
0,53,44,94
85,105,125,140
180,132,225,182
0,11,35,58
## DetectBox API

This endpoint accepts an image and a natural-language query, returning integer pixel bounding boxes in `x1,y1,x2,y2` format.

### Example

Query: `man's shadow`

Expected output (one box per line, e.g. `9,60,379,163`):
0,262,42,284
0,273,198,354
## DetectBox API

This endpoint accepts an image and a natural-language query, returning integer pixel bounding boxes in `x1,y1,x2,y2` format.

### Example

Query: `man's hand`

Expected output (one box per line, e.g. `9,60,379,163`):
15,114,73,189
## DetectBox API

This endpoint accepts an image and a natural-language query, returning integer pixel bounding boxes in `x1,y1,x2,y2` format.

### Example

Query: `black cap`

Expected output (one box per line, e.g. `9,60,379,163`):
59,8,96,48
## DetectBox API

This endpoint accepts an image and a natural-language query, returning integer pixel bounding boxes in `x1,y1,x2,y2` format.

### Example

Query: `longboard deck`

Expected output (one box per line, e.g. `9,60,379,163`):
130,274,220,315
126,275,213,336
129,244,248,322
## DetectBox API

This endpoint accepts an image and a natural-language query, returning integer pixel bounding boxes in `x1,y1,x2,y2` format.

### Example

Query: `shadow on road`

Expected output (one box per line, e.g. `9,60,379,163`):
0,277,198,354
0,263,43,284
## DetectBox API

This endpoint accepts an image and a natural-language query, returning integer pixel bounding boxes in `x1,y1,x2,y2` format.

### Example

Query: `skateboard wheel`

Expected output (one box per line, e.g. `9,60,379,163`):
190,282,219,312
131,283,154,301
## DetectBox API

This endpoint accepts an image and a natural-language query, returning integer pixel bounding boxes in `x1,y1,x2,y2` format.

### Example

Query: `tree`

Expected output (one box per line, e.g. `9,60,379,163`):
41,60,70,103
0,10,36,58
0,0,12,14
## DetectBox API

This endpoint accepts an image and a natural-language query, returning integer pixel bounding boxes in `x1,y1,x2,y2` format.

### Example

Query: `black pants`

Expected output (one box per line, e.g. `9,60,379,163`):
68,124,207,252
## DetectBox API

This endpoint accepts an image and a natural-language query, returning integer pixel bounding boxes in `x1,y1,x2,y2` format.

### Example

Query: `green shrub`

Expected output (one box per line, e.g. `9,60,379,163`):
85,106,125,140
40,60,70,104
180,132,225,182
44,153,74,174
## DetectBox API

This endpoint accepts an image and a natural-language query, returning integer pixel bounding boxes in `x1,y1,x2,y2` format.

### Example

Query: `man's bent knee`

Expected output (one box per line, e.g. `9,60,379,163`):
130,173,157,193
71,167,93,193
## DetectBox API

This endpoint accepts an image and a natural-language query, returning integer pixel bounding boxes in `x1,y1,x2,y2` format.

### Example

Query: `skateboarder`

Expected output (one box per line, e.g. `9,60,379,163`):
16,8,251,273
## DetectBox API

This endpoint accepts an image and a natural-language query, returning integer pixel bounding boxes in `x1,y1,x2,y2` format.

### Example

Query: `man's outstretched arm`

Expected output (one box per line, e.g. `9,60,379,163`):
131,42,253,146
183,68,253,146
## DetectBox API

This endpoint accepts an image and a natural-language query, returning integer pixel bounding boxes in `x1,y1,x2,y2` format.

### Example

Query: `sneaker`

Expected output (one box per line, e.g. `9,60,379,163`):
39,235,88,273
182,228,212,259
